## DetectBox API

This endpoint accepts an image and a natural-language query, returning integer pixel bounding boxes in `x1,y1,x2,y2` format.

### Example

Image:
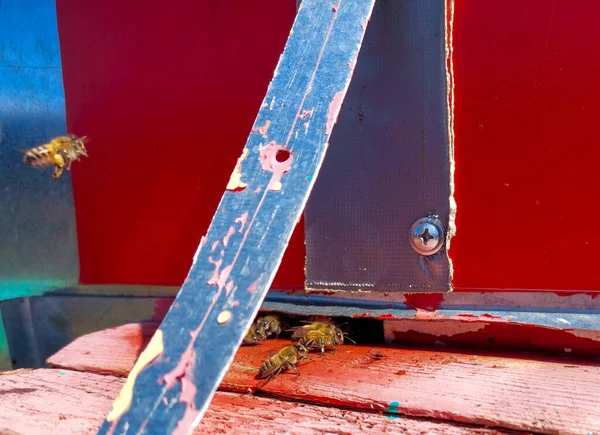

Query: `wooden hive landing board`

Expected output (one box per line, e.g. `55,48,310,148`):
0,368,514,435
47,323,600,435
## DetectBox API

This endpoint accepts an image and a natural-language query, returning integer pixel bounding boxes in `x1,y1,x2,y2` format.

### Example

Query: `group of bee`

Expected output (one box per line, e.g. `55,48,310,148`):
22,134,89,182
243,314,354,383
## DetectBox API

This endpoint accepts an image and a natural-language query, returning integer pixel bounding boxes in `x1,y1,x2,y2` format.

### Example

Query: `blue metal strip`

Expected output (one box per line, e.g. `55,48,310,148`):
0,0,80,300
96,1,376,433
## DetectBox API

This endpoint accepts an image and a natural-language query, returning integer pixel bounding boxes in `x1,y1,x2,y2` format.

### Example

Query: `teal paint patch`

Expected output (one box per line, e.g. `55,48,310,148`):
306,175,313,181
59,370,67,375
0,280,73,302
385,401,401,420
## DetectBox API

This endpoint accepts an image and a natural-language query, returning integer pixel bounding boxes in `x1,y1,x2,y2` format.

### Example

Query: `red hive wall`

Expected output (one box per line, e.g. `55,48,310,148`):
56,0,304,287
57,1,600,293
451,0,600,292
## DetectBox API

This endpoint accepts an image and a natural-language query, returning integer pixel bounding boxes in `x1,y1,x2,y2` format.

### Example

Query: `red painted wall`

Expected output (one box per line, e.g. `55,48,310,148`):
57,1,600,293
56,0,304,288
451,0,600,292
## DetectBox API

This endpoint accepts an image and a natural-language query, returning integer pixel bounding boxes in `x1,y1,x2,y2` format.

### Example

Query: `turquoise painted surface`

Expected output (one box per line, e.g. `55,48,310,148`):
0,0,80,302
385,401,401,420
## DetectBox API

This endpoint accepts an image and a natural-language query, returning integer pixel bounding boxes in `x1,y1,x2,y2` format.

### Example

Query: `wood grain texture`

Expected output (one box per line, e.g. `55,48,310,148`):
0,369,513,435
95,1,376,433
48,324,600,435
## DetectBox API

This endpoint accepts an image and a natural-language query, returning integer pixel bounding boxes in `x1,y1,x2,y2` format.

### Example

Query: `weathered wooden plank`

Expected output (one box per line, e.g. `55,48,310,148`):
49,324,600,435
96,1,376,434
0,369,511,435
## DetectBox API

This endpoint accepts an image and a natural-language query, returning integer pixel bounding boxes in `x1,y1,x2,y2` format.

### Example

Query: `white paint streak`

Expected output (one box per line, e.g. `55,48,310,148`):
445,0,457,291
383,319,487,343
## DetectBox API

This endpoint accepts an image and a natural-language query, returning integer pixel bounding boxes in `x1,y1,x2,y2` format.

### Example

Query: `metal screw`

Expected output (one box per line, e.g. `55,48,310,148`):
409,216,445,256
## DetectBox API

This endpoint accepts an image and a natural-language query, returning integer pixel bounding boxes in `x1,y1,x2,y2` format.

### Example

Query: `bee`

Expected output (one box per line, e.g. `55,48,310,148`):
23,134,89,182
291,321,354,355
242,322,267,345
289,321,333,341
255,315,282,339
257,341,309,380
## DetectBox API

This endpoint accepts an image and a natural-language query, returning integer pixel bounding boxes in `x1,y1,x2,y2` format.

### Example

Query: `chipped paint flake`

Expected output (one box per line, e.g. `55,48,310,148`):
384,319,487,338
248,276,261,293
235,212,249,233
299,109,314,119
325,90,344,134
259,141,293,191
106,330,164,422
225,280,234,296
223,226,236,247
226,148,249,191
208,257,223,285
252,120,271,138
217,264,233,292
565,329,600,341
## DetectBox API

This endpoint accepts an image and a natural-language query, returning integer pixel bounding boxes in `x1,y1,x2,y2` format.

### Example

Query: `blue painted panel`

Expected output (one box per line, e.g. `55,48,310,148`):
0,0,79,299
96,1,376,433
305,0,452,292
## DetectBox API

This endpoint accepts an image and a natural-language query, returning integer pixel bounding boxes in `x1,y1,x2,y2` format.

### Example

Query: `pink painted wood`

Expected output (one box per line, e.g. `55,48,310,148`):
47,323,600,435
0,369,510,435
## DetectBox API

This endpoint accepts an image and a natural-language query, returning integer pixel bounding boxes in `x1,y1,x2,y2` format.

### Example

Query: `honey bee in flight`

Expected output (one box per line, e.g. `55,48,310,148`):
23,134,89,182
257,341,309,380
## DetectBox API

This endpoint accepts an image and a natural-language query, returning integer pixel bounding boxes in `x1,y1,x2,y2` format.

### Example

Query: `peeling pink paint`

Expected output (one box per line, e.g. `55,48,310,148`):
235,212,249,233
299,109,313,119
252,120,271,138
230,300,240,307
160,329,200,435
325,91,345,135
225,280,234,296
223,226,236,247
348,59,355,69
211,241,219,252
217,264,233,292
248,276,261,293
259,141,293,191
254,187,262,193
106,422,117,435
173,406,200,435
180,374,198,408
207,257,222,286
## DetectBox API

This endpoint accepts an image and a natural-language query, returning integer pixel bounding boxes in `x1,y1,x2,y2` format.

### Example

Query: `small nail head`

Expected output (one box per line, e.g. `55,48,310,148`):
217,310,232,324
